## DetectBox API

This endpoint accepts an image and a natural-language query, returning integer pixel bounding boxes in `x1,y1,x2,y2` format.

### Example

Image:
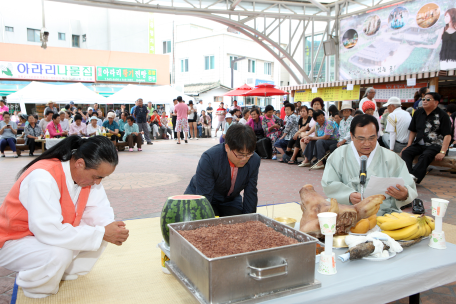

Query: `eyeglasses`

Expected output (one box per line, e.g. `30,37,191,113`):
232,150,254,159
424,98,434,101
353,135,377,143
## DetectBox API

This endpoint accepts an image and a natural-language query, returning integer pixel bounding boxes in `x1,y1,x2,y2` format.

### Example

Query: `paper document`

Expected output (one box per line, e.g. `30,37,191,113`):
364,176,405,199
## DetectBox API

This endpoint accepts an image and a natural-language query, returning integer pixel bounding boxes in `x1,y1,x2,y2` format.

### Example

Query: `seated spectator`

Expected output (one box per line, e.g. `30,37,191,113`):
160,112,173,139
261,105,282,160
150,110,161,140
274,103,298,162
401,92,452,184
16,114,28,135
69,114,87,137
363,99,384,146
65,111,73,124
247,108,264,139
220,113,235,143
0,112,18,158
288,106,312,164
102,112,120,146
354,109,364,116
87,107,94,118
24,114,42,156
200,110,212,138
118,112,128,139
239,109,250,125
382,97,411,153
301,110,339,169
46,113,68,138
39,110,54,133
91,111,102,126
311,97,329,119
97,109,105,122
330,103,354,152
328,104,339,119
43,101,58,116
59,111,70,132
87,116,101,136
123,115,143,151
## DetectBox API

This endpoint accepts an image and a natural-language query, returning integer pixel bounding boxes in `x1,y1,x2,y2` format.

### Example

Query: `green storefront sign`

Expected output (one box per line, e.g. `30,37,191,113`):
96,66,157,83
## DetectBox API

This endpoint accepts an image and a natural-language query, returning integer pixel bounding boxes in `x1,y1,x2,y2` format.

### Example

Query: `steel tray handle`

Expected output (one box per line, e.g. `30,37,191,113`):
248,261,288,280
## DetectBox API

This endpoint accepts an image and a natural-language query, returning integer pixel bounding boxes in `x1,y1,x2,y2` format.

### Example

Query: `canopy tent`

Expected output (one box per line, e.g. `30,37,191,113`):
106,84,192,105
223,84,253,96
241,83,289,97
6,81,107,113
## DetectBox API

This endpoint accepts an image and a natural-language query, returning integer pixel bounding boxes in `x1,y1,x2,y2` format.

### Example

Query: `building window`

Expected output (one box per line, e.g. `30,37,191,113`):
214,96,223,103
58,32,65,40
229,56,238,70
5,26,13,32
163,40,171,54
264,62,272,75
72,35,80,47
248,59,256,73
82,34,87,42
27,28,40,42
180,59,189,72
205,56,215,70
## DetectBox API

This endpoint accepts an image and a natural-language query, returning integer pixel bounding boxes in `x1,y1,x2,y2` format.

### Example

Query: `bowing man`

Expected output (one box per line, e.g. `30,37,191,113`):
321,114,417,215
185,124,261,217
0,136,129,298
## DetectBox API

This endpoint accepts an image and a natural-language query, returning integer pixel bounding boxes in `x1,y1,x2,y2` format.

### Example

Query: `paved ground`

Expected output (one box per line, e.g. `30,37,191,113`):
0,135,455,303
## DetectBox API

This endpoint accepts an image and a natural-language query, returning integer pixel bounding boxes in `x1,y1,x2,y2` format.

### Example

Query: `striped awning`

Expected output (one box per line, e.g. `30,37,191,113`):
281,70,456,91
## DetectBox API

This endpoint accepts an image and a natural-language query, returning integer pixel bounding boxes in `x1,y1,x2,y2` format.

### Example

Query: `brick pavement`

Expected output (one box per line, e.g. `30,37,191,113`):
0,138,455,303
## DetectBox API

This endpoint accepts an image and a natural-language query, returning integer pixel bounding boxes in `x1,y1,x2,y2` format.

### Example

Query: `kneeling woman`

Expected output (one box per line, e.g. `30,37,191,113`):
0,136,129,298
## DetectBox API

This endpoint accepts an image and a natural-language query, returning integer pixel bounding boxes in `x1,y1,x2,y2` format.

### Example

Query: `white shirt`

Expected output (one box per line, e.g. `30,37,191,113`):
170,105,175,115
239,118,247,125
197,104,205,115
60,118,70,132
360,97,379,119
350,141,379,169
18,161,114,251
39,118,51,133
385,107,412,150
87,124,101,135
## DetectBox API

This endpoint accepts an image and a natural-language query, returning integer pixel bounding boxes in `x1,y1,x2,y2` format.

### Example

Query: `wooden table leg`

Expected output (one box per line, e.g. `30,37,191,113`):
409,293,420,304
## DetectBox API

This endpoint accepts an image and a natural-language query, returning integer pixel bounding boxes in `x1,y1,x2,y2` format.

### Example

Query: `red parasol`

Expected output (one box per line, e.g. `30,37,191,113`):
241,84,289,97
223,84,253,96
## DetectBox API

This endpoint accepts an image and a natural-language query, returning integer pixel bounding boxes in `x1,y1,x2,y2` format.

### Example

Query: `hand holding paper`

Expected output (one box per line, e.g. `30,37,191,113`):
364,176,405,199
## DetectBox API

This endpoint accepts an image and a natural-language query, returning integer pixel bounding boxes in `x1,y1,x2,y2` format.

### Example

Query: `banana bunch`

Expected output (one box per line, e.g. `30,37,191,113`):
377,213,435,241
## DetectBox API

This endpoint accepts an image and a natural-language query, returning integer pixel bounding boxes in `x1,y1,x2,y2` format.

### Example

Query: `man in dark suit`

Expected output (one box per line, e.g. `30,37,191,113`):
185,124,261,217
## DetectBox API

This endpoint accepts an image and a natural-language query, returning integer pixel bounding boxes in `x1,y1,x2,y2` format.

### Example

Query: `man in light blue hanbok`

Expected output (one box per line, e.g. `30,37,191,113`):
322,115,417,215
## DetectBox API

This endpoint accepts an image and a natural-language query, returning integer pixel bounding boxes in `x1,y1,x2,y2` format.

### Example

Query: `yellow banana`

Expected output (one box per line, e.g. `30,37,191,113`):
425,217,435,231
392,212,414,219
384,214,396,219
402,227,422,240
379,216,418,231
423,222,431,237
377,216,393,224
382,223,419,240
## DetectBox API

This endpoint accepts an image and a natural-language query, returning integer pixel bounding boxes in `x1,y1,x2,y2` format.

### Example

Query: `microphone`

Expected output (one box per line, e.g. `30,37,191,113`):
360,155,368,185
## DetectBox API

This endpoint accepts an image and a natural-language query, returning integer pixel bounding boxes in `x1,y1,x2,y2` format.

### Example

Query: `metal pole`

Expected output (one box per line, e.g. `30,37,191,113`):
230,56,246,88
335,3,340,81
311,18,314,81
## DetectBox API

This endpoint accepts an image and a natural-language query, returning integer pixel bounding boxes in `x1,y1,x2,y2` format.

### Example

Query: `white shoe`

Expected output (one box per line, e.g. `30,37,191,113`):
62,274,79,281
23,290,52,299
298,162,311,167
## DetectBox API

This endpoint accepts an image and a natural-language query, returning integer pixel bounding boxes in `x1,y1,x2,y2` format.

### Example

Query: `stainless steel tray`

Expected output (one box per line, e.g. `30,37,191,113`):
168,213,321,304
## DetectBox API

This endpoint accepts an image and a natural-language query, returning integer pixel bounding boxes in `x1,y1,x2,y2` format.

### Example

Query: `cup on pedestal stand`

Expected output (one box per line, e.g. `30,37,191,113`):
429,198,449,250
317,212,337,275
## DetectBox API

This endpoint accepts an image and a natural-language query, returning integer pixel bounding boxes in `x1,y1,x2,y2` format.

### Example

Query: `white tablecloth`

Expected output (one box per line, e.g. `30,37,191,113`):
45,138,64,149
262,241,456,304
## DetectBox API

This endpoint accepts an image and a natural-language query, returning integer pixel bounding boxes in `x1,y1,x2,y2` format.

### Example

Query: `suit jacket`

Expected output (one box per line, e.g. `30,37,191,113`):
185,143,260,214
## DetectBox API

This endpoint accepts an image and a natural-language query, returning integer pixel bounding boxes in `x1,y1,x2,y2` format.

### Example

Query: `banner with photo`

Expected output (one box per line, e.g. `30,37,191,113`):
339,0,456,80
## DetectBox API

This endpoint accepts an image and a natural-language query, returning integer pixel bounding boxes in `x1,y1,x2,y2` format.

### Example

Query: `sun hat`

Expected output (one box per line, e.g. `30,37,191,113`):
88,107,94,111
107,112,116,119
225,113,233,119
384,97,401,107
340,101,354,112
362,100,376,113
90,116,98,121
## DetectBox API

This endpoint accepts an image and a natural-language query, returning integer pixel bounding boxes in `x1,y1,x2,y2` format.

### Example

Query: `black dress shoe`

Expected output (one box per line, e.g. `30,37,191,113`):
412,199,425,214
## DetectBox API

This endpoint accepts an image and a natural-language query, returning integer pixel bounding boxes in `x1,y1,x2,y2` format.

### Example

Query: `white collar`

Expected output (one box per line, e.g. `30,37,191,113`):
350,141,378,169
61,161,77,187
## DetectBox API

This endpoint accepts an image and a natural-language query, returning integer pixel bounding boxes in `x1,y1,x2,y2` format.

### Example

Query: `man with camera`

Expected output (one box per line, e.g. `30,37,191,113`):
0,111,18,158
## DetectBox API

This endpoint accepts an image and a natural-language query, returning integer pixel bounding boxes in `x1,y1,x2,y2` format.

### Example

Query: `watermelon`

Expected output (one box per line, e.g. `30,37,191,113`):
160,195,215,244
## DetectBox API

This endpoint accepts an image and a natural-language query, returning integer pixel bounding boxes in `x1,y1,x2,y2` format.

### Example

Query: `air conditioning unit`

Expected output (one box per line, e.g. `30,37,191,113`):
246,78,253,84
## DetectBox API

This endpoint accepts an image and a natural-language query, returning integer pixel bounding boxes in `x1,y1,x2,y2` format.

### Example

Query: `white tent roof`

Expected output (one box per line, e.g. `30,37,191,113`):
105,84,191,104
7,81,106,104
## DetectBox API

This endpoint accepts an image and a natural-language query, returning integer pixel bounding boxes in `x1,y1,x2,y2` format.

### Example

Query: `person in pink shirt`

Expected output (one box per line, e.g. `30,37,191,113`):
0,100,9,121
174,96,189,144
46,114,68,138
69,114,87,137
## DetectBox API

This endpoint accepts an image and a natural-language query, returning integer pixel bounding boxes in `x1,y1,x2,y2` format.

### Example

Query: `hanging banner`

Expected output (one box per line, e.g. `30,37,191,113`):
373,82,427,102
148,13,155,54
96,66,157,83
0,61,95,82
294,85,361,102
339,0,456,80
